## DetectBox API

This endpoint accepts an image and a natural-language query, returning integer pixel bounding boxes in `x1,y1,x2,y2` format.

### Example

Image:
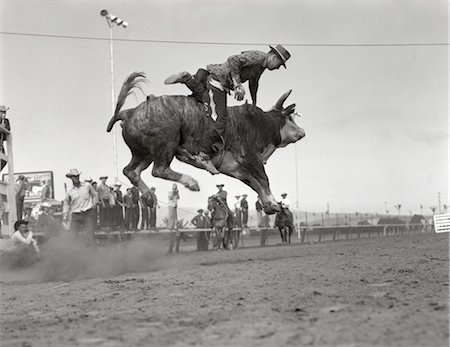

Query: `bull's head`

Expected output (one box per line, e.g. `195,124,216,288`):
272,90,305,147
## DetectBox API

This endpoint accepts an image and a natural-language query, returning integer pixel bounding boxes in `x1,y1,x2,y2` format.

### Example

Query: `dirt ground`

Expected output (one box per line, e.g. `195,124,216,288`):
1,232,448,347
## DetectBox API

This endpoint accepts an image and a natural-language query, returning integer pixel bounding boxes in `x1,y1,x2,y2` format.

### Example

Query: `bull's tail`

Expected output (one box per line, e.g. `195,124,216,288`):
106,72,147,132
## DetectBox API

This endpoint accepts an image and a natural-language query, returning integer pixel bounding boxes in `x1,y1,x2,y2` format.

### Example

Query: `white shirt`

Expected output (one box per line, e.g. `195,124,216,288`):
234,198,241,211
63,182,98,215
9,230,40,253
281,197,290,209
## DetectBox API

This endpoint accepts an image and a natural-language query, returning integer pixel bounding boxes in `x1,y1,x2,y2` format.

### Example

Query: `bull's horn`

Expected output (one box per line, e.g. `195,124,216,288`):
273,90,292,110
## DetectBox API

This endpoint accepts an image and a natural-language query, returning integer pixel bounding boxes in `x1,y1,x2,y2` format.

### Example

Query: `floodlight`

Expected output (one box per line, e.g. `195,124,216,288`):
122,21,129,28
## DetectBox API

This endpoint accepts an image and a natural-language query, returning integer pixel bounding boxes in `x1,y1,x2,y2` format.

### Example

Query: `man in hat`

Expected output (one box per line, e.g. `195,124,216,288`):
149,187,159,229
140,190,154,230
0,105,10,172
240,194,249,228
40,179,53,202
234,195,242,228
280,193,290,210
165,45,291,159
63,169,98,241
112,181,124,229
191,209,208,251
97,176,111,229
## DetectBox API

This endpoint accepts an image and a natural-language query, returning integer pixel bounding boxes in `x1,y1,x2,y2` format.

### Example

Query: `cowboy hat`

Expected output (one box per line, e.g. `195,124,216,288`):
66,168,81,178
269,44,290,68
84,177,93,182
0,105,9,112
150,187,156,190
281,193,288,196
197,209,204,213
242,194,248,197
99,176,108,180
216,184,224,188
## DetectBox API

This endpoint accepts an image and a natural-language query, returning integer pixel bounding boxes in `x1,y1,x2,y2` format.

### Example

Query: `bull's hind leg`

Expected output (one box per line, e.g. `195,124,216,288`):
152,160,200,191
123,154,153,194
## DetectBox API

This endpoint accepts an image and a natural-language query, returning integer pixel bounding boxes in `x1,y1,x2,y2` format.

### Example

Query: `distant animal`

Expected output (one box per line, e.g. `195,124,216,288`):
207,195,233,250
275,204,294,243
107,72,305,215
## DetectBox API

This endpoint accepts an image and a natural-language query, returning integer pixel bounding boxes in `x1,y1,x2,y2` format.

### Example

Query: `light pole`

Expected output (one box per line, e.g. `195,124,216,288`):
100,9,128,181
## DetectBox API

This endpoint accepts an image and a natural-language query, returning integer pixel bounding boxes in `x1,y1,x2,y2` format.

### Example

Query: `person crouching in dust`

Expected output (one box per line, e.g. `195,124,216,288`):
165,44,291,165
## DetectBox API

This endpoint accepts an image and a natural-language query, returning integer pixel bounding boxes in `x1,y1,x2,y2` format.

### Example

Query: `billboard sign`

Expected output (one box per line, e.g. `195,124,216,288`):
2,171,54,202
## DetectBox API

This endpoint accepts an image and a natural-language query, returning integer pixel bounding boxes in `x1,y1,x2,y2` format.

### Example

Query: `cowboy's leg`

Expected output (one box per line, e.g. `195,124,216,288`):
164,69,207,102
201,76,227,154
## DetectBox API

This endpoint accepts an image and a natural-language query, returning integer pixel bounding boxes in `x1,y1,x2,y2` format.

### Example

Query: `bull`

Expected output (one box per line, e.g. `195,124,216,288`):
107,72,305,214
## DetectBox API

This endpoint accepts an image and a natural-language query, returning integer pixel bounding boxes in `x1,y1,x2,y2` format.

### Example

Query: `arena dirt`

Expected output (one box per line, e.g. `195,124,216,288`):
1,232,448,346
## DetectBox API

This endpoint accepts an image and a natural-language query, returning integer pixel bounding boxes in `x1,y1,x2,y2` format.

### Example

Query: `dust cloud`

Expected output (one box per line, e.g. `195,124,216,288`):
0,232,168,283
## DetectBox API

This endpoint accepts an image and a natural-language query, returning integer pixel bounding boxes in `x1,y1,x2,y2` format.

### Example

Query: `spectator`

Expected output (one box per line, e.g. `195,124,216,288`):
97,176,111,229
62,169,98,242
107,186,116,231
0,105,10,172
260,213,271,246
130,186,140,231
113,182,124,229
149,187,159,229
168,184,180,253
15,175,29,220
241,194,249,228
192,209,208,251
40,179,52,202
234,195,242,228
123,188,135,230
255,196,263,227
140,191,153,230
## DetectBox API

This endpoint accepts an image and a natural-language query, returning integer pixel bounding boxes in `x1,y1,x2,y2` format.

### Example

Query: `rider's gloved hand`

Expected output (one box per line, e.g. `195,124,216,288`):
234,85,245,101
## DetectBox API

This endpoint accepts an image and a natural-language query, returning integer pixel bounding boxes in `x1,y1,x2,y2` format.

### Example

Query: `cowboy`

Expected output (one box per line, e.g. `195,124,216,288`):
234,195,242,228
280,193,290,210
7,220,40,265
63,169,98,240
165,44,291,159
215,184,233,217
240,194,249,228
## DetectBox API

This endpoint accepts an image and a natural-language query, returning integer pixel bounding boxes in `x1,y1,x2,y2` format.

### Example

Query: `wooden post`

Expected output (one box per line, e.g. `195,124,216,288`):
0,126,16,236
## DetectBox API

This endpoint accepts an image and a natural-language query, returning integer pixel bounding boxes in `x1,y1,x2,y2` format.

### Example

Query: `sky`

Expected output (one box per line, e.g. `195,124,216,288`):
0,0,448,215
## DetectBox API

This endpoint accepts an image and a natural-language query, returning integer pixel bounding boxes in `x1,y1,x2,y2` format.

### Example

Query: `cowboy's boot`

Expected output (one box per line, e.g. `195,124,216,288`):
164,71,192,85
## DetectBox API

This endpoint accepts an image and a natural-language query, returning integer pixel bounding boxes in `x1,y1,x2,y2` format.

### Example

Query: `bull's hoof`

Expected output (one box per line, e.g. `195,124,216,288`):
263,203,280,215
185,182,200,191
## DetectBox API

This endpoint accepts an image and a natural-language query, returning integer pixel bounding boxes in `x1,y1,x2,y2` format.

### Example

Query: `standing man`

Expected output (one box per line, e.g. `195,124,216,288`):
113,182,124,229
149,187,159,229
140,191,153,230
63,169,98,242
191,209,208,251
168,184,180,253
123,188,134,230
130,186,140,231
241,194,249,228
234,195,242,228
256,195,263,227
97,176,110,229
15,175,28,220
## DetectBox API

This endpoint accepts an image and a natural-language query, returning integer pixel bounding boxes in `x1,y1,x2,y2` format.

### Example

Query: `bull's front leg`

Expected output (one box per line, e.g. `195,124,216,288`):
216,152,280,214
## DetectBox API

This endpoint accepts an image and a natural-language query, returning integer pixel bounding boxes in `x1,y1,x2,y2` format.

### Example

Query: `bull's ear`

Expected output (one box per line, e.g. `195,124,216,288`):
282,103,296,115
273,90,292,110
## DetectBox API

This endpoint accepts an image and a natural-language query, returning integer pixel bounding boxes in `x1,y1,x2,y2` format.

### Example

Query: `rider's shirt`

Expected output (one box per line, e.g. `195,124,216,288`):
281,197,290,209
206,51,266,99
216,190,228,205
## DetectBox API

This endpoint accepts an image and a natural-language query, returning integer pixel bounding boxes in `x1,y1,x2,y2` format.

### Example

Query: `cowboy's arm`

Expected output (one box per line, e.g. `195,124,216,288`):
228,54,247,100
